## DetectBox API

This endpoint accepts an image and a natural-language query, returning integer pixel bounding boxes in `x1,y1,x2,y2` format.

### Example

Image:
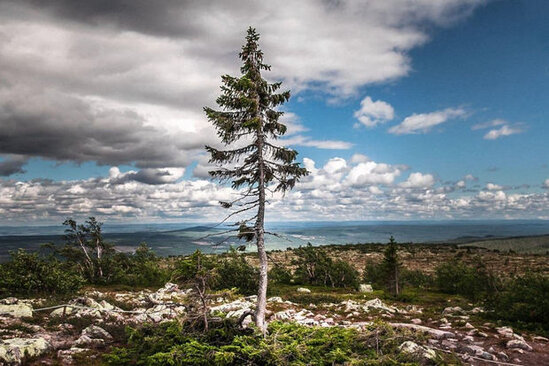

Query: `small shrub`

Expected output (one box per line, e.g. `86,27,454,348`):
486,272,549,333
328,260,360,289
109,244,171,287
214,249,259,296
435,258,496,301
293,244,359,289
401,269,434,289
104,319,425,365
0,249,84,296
268,266,293,285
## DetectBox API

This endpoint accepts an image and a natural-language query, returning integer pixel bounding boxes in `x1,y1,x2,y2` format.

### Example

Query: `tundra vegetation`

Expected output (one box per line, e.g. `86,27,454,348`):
1,218,548,364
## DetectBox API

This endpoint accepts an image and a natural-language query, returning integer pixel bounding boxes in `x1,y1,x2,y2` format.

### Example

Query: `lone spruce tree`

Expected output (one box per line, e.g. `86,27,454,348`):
383,236,401,296
204,27,308,333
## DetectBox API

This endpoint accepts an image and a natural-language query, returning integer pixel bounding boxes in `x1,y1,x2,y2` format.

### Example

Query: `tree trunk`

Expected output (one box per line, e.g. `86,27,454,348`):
255,117,268,335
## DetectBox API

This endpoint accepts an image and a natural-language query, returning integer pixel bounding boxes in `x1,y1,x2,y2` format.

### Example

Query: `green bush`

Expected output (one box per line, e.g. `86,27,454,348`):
328,260,360,289
363,260,387,289
110,244,171,287
104,319,426,366
401,269,434,289
435,258,495,301
268,266,293,285
293,244,359,289
0,249,84,296
214,249,259,296
486,272,549,333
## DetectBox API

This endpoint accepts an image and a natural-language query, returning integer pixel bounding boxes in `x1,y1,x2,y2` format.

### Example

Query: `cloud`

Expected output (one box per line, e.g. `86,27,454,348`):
109,167,185,185
0,155,28,176
346,161,402,186
472,119,524,140
399,172,435,188
388,107,466,135
477,190,506,202
543,179,549,189
350,154,370,164
280,135,353,150
0,88,206,169
354,97,394,128
483,125,523,140
323,158,347,174
471,119,506,130
2,155,549,223
0,0,486,172
486,183,503,191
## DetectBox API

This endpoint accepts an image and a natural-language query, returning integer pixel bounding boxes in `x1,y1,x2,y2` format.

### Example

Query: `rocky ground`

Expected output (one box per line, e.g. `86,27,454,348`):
1,282,548,365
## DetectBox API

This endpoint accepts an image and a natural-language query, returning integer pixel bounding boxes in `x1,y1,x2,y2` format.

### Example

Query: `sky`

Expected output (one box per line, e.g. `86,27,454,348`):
0,0,548,224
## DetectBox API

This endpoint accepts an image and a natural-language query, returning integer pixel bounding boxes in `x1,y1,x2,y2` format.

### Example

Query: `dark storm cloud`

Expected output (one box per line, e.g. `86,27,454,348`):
23,0,223,38
0,88,204,168
0,156,27,176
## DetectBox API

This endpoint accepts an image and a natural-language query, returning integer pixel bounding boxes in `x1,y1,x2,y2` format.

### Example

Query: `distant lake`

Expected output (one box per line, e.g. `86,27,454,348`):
1,220,549,261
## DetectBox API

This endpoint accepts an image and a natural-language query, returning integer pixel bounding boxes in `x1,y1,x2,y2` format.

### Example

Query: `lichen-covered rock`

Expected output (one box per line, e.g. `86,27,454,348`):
496,326,514,338
132,304,186,323
442,306,464,315
506,339,533,352
363,298,398,313
533,336,549,343
210,299,254,314
0,304,33,318
57,347,90,364
398,341,436,361
148,282,190,304
272,309,295,320
358,284,373,293
50,298,123,319
81,325,112,341
0,297,19,305
0,338,50,365
391,323,455,339
463,345,496,360
74,335,105,348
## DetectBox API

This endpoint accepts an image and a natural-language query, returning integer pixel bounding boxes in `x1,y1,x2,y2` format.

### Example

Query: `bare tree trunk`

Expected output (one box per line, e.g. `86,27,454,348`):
77,236,94,279
255,120,268,335
96,238,103,279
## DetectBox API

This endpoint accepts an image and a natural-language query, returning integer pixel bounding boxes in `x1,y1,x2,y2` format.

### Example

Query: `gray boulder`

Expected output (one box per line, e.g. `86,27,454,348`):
399,341,437,361
358,284,373,293
0,338,50,365
0,304,33,318
506,339,533,352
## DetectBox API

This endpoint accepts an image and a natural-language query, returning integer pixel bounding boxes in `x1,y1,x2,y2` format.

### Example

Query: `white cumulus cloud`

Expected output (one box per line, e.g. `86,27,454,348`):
400,172,435,188
354,97,394,128
388,107,466,135
483,125,523,140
